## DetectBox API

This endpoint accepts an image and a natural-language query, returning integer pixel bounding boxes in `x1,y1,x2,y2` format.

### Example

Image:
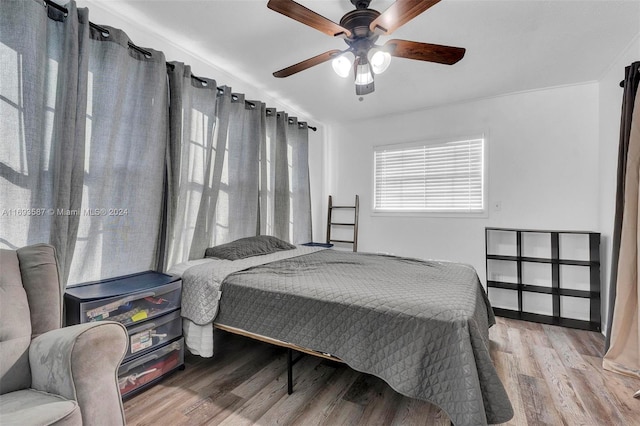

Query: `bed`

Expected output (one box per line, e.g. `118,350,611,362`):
170,240,513,426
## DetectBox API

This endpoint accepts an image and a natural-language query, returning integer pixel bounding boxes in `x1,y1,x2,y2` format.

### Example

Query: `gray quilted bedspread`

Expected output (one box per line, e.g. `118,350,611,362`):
214,250,513,426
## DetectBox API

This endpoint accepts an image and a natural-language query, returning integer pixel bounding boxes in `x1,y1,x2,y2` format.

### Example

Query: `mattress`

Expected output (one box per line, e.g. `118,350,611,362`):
179,248,513,425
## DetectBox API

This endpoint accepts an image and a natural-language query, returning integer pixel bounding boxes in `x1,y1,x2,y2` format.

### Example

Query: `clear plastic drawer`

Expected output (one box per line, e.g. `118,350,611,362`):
124,310,183,361
118,338,184,398
80,280,181,325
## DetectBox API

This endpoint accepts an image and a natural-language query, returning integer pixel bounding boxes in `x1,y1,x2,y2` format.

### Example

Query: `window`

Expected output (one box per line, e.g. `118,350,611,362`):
373,136,485,214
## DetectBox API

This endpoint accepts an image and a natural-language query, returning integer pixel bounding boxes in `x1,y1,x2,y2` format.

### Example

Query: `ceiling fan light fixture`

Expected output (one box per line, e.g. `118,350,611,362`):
368,48,391,74
267,0,466,96
355,60,374,85
331,53,352,78
354,58,375,95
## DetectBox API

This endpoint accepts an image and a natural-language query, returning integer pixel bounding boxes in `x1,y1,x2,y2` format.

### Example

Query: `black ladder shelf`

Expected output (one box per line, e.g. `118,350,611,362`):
326,195,359,252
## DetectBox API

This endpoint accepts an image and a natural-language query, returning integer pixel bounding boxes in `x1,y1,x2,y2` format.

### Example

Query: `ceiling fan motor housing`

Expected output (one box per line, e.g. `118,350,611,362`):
340,9,380,40
340,8,381,54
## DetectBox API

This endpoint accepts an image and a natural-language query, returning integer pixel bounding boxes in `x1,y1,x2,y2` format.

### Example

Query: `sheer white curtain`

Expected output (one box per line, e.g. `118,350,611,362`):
67,26,168,284
0,0,89,282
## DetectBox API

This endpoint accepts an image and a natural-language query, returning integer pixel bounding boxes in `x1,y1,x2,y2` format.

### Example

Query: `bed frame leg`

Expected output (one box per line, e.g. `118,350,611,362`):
287,348,305,395
287,348,294,395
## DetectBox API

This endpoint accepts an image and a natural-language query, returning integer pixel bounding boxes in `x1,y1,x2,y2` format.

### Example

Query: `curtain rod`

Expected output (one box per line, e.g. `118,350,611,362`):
43,0,317,132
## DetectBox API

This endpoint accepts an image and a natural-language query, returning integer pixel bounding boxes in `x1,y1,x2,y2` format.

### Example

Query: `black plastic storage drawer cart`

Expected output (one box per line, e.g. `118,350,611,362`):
64,271,185,399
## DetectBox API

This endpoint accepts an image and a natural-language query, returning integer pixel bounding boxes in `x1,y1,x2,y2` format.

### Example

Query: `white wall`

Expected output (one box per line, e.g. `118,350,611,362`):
77,0,327,244
598,36,640,335
328,83,601,286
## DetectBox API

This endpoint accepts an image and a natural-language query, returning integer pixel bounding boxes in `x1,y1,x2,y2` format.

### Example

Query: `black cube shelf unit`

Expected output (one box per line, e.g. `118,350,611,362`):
485,227,601,331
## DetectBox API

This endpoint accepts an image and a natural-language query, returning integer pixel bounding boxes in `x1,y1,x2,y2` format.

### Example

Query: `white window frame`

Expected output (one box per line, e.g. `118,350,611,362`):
372,135,488,218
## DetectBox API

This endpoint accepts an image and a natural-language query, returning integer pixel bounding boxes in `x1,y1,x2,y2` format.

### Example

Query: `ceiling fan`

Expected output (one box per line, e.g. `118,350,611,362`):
267,0,466,96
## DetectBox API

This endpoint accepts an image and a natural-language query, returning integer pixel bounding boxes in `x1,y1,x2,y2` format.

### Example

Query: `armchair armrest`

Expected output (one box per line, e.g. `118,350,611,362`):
29,321,128,425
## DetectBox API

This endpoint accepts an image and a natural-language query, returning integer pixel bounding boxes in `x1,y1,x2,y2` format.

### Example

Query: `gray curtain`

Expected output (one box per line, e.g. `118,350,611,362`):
273,112,291,241
164,80,313,269
67,26,168,284
0,0,89,282
267,112,312,244
288,118,312,244
258,109,313,243
226,94,261,241
2,0,313,279
165,62,229,267
259,108,277,236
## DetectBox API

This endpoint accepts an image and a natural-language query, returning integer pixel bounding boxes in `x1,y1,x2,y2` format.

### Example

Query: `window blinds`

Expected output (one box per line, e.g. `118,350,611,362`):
374,138,484,212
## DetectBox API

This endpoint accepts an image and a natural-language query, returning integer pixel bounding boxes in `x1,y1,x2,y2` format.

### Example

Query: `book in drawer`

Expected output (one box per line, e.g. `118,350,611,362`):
118,338,184,398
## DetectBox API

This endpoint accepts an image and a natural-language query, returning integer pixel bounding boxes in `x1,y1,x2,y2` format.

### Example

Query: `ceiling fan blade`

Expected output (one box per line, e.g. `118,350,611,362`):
267,0,351,38
370,0,441,35
384,39,465,65
273,50,342,78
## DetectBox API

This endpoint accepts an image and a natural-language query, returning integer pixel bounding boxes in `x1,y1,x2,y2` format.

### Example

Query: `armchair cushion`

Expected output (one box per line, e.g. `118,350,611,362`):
1,243,63,394
0,389,81,426
0,248,32,394
30,321,127,425
17,243,64,337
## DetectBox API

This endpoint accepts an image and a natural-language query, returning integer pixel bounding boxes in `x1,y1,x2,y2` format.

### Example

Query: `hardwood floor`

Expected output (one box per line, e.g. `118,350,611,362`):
123,317,640,425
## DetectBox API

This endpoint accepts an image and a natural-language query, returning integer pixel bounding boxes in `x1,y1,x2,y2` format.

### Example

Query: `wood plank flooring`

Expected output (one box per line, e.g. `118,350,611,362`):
123,317,640,425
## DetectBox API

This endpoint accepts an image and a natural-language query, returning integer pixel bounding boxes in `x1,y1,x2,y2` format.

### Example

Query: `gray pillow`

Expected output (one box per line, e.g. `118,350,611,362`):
204,236,296,260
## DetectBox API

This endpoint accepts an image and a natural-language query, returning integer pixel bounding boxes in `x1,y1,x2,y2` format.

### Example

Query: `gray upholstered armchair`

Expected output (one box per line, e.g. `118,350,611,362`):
0,244,128,425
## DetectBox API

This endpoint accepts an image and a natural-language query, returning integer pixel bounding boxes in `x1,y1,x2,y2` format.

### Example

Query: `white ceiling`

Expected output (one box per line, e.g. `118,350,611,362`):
91,0,639,124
